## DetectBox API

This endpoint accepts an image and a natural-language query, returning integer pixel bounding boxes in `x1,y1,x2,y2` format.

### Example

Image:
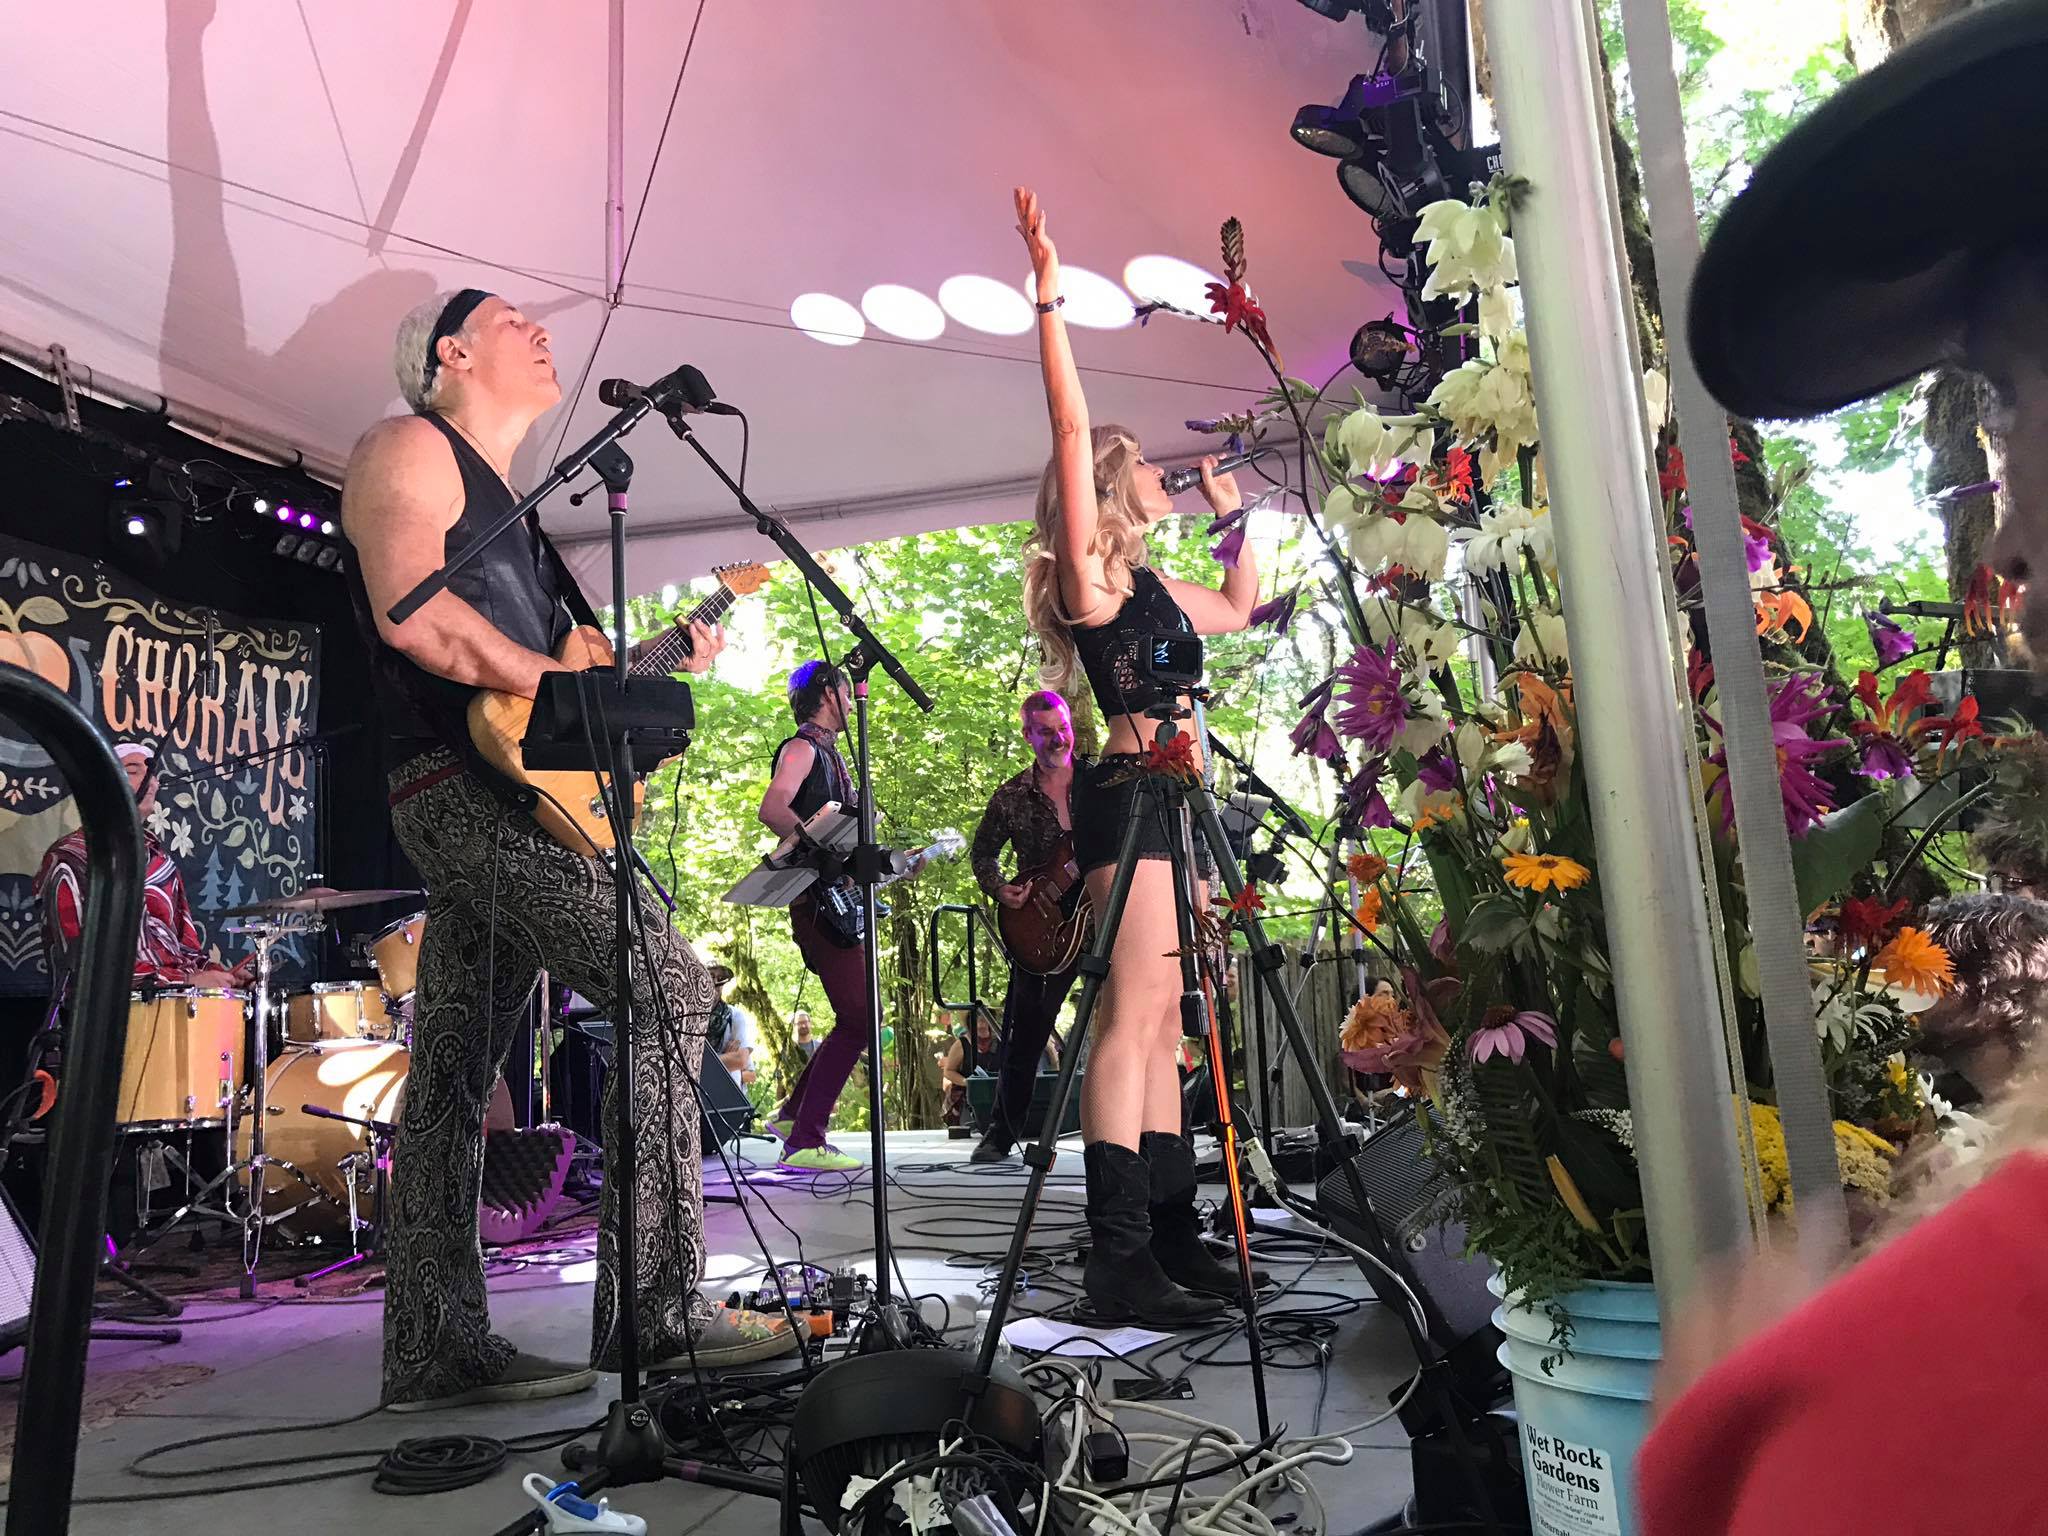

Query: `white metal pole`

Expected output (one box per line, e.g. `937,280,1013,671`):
1479,0,1750,1320
605,0,627,305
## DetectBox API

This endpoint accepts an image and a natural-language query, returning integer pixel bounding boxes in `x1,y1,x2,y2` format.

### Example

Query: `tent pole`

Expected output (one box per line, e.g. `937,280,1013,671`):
1479,0,1750,1322
606,0,626,305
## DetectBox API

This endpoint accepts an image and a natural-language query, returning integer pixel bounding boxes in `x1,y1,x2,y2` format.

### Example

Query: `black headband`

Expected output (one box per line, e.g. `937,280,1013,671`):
419,288,494,399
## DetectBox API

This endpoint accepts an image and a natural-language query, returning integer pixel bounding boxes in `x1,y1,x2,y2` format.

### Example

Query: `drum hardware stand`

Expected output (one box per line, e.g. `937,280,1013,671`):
291,1104,395,1286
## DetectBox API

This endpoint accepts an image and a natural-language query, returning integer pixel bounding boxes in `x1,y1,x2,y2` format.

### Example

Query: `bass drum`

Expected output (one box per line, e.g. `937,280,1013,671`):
238,1044,408,1238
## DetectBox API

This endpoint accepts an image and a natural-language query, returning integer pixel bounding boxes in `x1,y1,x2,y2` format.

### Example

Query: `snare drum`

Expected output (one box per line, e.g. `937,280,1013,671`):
286,982,392,1044
369,911,426,1000
237,1042,409,1237
120,989,245,1128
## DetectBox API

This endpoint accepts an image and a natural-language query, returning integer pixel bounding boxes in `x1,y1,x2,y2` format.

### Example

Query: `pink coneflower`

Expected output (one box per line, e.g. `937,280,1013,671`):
1334,641,1410,754
1468,1008,1558,1066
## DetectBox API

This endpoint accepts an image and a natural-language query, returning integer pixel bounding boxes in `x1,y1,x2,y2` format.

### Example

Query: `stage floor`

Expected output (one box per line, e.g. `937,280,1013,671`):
28,1131,1422,1533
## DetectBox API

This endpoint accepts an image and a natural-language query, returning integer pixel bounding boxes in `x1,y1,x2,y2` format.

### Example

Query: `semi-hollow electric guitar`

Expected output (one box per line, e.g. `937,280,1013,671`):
994,832,1093,976
468,561,772,853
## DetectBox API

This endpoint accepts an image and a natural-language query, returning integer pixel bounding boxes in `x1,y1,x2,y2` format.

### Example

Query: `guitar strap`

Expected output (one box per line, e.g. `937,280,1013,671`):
534,524,605,634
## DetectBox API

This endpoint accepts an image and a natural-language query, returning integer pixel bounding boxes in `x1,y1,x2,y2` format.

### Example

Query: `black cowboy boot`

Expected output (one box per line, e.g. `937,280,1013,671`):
1141,1131,1268,1300
1081,1142,1224,1327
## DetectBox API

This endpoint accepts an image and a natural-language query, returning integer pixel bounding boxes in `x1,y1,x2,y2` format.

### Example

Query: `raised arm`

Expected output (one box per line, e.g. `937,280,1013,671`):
341,416,567,700
1017,186,1117,626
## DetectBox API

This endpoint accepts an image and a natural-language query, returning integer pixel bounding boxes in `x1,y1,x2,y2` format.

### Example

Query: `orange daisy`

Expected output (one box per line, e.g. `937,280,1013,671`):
1347,851,1388,885
1413,794,1464,832
1501,853,1591,893
1873,926,1956,997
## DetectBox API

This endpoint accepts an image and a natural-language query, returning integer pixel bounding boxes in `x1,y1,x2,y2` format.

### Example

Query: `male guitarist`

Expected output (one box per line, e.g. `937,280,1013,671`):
341,288,793,1412
967,690,1088,1163
757,660,928,1172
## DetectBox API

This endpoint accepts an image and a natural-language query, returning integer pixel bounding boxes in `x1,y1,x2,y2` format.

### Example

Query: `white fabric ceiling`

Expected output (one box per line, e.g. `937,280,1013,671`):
1,0,1398,598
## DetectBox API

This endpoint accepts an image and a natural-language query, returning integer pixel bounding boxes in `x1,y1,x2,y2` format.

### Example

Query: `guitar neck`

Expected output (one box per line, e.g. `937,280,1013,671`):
634,584,737,676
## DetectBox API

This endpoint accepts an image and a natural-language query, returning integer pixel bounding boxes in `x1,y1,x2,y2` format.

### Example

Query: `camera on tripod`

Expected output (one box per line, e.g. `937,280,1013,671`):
1139,631,1205,692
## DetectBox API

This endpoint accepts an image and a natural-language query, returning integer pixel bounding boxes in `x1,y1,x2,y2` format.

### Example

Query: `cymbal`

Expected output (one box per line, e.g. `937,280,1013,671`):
218,885,421,917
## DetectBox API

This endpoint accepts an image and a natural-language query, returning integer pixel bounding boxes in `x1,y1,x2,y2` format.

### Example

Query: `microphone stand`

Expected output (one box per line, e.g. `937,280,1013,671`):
659,408,934,1322
391,398,679,1496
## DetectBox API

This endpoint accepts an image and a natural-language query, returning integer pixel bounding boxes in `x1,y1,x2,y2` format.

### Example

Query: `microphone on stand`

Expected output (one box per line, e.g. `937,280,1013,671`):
598,366,740,415
1162,446,1274,495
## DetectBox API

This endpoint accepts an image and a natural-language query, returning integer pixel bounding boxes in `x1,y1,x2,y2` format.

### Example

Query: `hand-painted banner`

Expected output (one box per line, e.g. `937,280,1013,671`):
0,538,321,994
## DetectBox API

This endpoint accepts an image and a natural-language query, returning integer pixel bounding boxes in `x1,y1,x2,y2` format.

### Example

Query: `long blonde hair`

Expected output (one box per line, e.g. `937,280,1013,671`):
1023,423,1152,693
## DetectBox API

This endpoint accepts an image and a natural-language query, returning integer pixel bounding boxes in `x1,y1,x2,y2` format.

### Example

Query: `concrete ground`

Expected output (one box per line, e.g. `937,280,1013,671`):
21,1131,1423,1534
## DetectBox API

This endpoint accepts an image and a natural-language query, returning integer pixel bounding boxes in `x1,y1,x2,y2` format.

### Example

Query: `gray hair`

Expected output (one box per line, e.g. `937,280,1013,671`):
393,290,471,412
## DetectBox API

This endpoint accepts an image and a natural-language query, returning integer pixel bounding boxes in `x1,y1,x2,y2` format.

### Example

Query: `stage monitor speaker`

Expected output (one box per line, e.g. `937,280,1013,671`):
965,1070,1082,1140
1315,1113,1506,1436
698,1052,754,1153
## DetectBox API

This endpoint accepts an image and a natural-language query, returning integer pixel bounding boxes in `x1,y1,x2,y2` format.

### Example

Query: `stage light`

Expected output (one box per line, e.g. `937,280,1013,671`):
1339,153,1402,218
1123,254,1226,316
274,533,300,557
110,495,181,558
112,477,133,490
252,497,271,515
319,519,336,536
293,541,319,564
1351,317,1414,384
937,274,1033,336
313,546,341,571
860,284,945,341
791,292,865,346
298,511,316,529
275,504,293,522
1024,266,1134,329
122,513,148,538
1292,74,1378,158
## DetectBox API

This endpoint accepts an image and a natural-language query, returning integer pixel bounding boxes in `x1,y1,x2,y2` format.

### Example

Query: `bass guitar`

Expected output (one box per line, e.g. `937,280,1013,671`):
994,832,1093,975
467,561,771,853
766,810,965,947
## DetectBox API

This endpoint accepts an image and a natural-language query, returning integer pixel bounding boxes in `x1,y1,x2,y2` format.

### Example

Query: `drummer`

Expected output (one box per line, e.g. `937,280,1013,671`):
35,742,252,992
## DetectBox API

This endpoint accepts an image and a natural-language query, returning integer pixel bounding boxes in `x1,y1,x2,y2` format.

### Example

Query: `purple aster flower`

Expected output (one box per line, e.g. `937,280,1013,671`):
1249,587,1301,634
1864,610,1915,667
1290,708,1341,761
1334,641,1411,754
1416,747,1459,793
1705,672,1848,838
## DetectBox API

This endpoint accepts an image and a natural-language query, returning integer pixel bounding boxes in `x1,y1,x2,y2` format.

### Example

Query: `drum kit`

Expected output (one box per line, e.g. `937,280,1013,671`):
119,885,426,1293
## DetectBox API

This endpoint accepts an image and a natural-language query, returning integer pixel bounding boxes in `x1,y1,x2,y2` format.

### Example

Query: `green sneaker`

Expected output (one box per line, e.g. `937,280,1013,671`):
779,1144,860,1173
763,1116,794,1142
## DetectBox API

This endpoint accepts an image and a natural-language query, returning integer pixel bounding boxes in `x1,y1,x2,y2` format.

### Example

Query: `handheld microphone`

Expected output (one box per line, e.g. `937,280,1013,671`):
598,366,740,415
1161,446,1271,495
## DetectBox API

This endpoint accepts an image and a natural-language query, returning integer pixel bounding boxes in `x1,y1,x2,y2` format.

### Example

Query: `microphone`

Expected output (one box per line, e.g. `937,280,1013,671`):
598,366,740,415
1161,446,1271,495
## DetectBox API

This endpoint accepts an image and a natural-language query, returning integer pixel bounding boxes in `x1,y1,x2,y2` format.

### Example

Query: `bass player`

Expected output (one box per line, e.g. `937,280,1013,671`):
966,690,1088,1162
341,288,794,1412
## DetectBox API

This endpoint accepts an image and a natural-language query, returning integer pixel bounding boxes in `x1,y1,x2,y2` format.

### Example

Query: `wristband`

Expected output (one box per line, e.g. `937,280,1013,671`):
1034,295,1065,315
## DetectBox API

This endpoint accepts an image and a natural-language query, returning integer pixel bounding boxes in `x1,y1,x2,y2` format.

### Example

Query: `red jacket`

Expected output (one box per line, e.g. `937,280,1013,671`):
1636,1153,2048,1534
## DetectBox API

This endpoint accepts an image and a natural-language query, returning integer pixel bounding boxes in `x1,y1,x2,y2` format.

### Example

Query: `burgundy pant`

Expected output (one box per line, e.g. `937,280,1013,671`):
775,896,874,1151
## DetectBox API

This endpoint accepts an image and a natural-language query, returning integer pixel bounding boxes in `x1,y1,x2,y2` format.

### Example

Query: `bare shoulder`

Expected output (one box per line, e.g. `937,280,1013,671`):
341,416,458,541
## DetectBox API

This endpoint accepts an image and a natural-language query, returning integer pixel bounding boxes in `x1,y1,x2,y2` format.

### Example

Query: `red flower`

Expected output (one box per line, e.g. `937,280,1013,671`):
1365,563,1407,596
1658,444,1687,501
1205,279,1276,358
1687,648,1715,701
1912,693,1986,767
1218,883,1265,917
1839,895,1908,954
1442,447,1475,502
1729,437,1751,468
1963,565,2013,637
1143,734,1199,781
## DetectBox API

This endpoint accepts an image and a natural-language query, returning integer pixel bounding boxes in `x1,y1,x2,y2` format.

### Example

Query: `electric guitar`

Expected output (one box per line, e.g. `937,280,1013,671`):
467,562,772,853
766,810,965,947
994,832,1094,976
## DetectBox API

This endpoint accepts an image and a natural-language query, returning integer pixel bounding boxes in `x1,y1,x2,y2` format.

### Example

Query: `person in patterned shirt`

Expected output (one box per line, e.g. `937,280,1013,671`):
36,741,250,991
967,690,1086,1162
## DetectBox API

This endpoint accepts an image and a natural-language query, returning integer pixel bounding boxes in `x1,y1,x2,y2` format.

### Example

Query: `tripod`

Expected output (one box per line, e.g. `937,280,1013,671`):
967,707,1277,1438
965,712,1508,1532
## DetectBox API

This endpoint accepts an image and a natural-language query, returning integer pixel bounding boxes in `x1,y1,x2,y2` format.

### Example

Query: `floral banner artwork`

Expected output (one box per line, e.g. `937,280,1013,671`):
0,538,321,993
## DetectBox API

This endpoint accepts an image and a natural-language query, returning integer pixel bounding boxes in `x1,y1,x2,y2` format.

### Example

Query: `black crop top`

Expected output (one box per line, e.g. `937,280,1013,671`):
1071,565,1200,718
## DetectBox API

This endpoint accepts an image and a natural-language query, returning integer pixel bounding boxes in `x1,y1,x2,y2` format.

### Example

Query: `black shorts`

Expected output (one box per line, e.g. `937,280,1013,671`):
1071,755,1217,882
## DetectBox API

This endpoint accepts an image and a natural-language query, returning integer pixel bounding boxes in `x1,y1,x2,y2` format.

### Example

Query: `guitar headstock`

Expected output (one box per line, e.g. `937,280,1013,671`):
711,562,773,597
926,829,967,862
